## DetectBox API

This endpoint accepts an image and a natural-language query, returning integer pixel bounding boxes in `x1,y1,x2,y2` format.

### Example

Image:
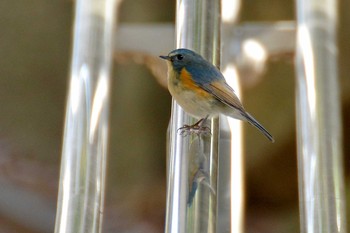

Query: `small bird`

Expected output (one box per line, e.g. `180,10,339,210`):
160,48,274,142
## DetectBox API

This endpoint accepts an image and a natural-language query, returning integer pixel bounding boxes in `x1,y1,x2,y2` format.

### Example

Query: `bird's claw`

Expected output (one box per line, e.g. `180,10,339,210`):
178,124,211,137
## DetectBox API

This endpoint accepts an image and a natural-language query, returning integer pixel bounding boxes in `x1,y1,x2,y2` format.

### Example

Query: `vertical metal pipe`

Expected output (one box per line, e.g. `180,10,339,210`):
295,0,347,232
218,70,243,233
54,0,120,233
220,1,244,232
165,1,221,233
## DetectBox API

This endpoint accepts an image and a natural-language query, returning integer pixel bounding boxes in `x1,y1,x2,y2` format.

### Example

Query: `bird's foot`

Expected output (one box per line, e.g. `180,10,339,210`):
178,124,211,136
178,117,211,136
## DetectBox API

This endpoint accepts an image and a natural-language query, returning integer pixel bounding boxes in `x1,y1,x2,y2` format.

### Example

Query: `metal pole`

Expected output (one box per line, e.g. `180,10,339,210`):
54,0,120,233
219,1,244,232
165,1,221,233
295,0,347,232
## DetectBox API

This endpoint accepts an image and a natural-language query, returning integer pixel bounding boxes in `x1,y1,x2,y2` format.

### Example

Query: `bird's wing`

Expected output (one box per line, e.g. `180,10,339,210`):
203,80,275,142
201,80,245,111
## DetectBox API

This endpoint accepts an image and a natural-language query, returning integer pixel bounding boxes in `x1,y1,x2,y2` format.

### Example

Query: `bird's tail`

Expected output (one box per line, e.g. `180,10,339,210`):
243,112,275,142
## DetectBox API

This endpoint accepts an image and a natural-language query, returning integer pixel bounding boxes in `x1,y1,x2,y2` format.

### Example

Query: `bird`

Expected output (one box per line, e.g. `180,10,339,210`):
160,48,274,142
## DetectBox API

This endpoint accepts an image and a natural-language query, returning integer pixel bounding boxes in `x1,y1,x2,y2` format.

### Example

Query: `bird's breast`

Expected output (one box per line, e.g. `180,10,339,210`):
167,67,217,118
169,68,211,97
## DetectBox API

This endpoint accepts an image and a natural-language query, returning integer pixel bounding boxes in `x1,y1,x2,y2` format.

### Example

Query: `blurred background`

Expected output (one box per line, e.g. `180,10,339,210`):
0,0,349,232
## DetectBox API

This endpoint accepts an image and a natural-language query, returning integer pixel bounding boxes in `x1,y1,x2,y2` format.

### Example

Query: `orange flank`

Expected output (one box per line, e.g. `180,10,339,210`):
180,68,211,97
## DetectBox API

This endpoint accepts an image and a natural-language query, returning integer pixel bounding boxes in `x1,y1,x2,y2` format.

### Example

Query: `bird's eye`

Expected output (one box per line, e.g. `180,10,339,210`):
176,54,184,60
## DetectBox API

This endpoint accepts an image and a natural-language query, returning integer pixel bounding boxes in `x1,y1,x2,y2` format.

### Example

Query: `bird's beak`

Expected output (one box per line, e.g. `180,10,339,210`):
159,55,170,61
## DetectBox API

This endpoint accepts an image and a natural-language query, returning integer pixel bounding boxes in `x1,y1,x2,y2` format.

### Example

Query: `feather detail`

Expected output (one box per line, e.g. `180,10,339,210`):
201,80,274,142
201,80,244,111
243,112,275,142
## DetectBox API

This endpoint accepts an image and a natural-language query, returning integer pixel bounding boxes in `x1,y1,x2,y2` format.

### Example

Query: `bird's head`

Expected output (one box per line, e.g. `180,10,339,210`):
160,48,204,74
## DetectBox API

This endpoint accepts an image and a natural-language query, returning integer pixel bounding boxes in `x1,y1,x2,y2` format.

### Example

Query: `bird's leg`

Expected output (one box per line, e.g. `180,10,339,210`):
178,115,211,136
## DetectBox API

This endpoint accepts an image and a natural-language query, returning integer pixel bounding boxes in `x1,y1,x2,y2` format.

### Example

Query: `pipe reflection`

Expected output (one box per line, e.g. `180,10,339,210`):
54,0,120,233
295,0,346,232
